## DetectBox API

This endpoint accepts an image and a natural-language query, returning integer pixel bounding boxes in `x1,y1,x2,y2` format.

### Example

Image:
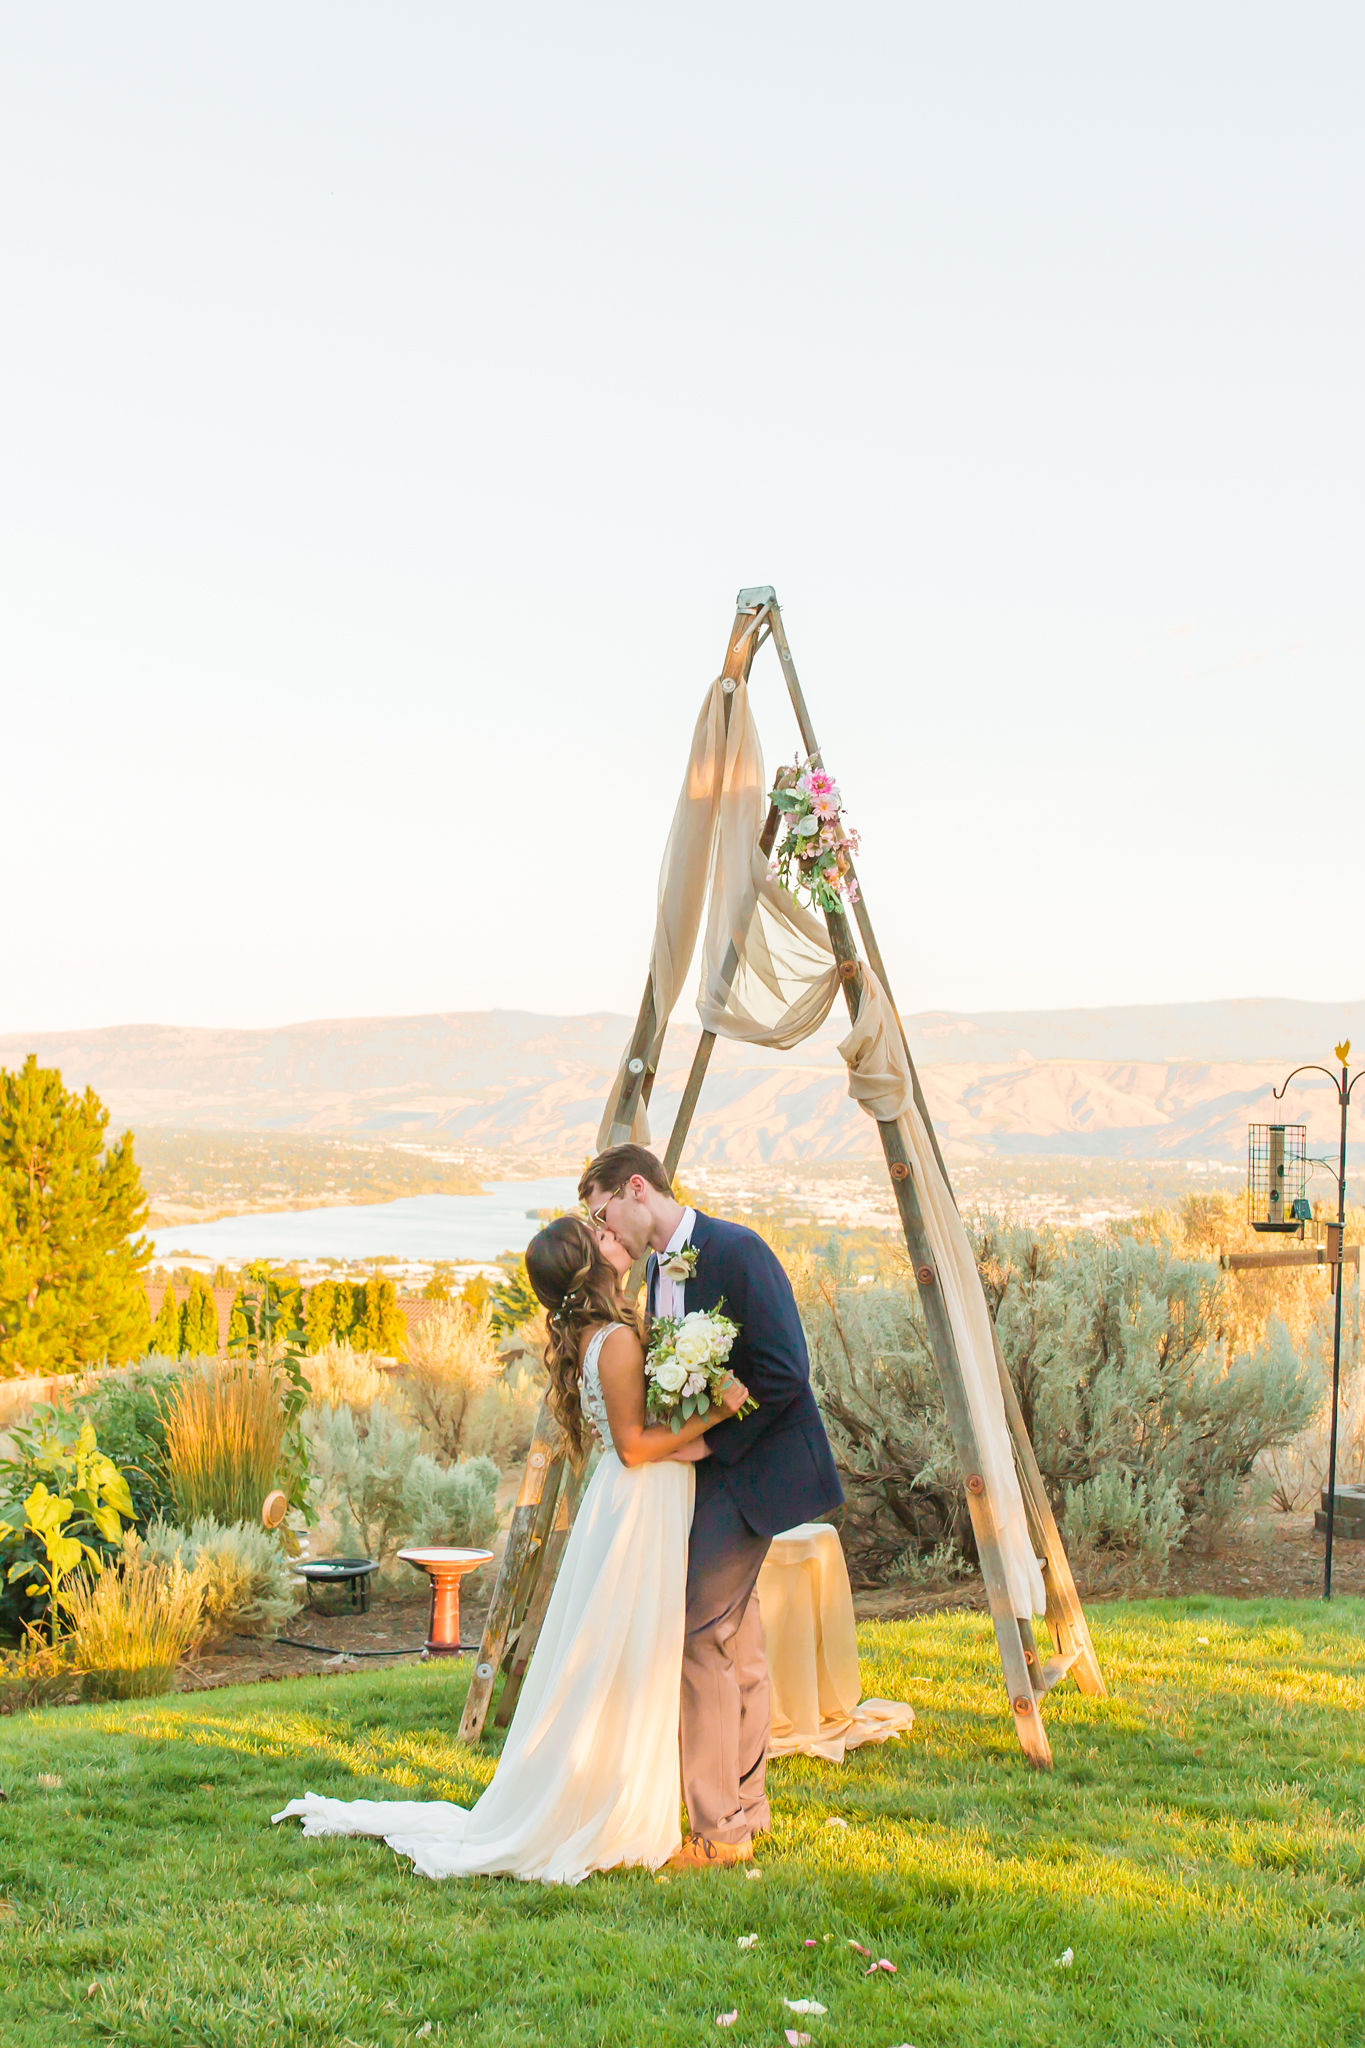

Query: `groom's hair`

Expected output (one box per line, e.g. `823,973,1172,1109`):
578,1144,673,1203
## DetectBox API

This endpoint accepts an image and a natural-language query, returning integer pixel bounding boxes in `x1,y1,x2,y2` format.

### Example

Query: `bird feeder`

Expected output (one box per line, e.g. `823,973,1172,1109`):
1247,1122,1308,1232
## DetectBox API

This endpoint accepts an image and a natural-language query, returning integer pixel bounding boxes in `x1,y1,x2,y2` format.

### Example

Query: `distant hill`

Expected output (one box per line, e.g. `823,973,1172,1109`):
2,999,1360,1166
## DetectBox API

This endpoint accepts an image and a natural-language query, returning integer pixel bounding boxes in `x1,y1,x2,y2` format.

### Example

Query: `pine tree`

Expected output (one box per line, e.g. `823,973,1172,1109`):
181,1273,220,1356
150,1282,184,1357
304,1280,336,1353
0,1055,152,1375
489,1257,539,1336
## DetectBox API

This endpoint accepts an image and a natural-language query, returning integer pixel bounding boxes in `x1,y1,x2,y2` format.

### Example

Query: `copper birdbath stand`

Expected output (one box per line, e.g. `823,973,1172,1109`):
396,1547,495,1658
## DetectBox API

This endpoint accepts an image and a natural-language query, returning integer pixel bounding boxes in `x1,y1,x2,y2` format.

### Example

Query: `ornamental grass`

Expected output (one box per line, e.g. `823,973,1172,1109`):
161,1357,287,1528
64,1543,203,1701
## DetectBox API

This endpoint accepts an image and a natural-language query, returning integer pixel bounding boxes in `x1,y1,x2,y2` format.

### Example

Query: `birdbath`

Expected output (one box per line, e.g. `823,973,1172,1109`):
396,1547,495,1658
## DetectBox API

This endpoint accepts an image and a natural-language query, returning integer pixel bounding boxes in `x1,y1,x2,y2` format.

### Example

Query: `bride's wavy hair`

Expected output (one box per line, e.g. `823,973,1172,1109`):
525,1215,636,1465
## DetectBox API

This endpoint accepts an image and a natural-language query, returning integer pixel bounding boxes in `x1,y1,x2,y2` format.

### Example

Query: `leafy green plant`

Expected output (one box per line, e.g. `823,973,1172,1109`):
72,1362,179,1526
0,1414,136,1640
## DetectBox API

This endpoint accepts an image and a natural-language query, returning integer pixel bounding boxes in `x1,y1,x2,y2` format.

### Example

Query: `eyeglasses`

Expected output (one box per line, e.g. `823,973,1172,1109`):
586,1187,627,1230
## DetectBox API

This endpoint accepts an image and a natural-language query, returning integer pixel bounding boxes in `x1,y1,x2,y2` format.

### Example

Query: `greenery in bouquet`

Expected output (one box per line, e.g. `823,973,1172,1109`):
767,762,860,915
645,1307,751,1432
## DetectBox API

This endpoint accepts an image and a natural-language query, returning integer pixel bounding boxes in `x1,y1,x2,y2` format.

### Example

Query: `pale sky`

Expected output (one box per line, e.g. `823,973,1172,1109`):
4,4,1361,1035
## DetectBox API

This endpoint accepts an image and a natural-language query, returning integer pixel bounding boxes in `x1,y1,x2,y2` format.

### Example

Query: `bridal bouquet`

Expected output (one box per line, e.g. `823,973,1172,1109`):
645,1307,754,1431
767,761,861,915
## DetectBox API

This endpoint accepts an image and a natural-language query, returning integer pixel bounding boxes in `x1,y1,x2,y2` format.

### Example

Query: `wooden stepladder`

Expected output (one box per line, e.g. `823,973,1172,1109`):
460,588,1105,1766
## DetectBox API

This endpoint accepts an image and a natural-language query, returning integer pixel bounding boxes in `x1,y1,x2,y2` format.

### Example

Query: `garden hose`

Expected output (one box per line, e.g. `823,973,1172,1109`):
264,1635,479,1658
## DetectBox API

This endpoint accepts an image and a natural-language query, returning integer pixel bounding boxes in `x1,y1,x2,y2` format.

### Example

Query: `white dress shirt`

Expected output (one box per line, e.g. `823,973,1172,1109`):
653,1206,697,1322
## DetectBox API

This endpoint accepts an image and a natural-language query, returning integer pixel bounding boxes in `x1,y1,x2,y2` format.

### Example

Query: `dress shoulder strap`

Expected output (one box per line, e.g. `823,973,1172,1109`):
582,1320,624,1375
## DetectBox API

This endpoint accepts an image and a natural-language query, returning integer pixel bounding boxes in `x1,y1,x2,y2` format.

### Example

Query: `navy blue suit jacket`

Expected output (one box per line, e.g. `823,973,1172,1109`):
648,1211,843,1540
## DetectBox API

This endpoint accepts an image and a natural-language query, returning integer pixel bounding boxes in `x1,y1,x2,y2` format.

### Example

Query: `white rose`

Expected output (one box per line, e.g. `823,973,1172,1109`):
654,1357,688,1394
796,813,821,837
673,1322,714,1371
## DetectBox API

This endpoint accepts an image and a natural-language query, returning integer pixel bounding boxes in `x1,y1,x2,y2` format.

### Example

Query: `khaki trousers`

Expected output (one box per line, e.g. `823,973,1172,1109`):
681,1462,772,1845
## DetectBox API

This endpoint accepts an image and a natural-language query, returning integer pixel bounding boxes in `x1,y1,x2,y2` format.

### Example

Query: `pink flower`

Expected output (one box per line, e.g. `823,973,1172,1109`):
806,769,835,797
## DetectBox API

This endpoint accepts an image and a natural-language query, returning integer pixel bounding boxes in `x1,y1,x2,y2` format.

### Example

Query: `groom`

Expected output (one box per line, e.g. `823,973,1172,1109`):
579,1143,843,1870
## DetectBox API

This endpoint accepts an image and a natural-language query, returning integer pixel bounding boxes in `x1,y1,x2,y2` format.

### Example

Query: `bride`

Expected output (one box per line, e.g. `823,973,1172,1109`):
272,1214,748,1885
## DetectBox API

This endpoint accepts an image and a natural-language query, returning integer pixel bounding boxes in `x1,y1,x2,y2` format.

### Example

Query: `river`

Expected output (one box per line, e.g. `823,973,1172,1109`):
148,1176,579,1265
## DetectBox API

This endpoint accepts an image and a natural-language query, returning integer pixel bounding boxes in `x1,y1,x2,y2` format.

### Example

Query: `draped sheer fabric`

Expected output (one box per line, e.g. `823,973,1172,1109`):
600,674,1045,1620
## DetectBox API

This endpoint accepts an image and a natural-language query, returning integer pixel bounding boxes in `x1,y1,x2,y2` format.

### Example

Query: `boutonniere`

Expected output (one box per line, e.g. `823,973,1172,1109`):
659,1241,700,1282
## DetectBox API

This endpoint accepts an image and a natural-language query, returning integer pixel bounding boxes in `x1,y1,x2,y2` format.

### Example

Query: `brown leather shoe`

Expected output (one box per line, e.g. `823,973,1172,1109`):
664,1833,753,1872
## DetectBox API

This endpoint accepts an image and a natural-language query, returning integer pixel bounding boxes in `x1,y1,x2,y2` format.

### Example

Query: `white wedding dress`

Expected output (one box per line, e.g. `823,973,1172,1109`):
273,1325,694,1885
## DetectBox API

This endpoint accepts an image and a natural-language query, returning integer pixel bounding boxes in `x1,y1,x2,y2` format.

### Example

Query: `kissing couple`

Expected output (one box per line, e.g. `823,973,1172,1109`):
274,1143,844,1884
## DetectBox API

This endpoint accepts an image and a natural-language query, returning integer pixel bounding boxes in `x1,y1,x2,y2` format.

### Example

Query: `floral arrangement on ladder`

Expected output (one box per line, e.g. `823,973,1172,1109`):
767,763,860,914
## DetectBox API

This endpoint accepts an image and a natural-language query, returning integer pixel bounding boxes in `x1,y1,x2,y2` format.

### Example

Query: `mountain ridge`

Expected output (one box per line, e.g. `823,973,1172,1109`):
3,1000,1360,1166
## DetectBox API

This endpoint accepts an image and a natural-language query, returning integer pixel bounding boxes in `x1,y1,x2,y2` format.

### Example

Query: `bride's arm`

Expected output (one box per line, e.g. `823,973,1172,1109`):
595,1326,748,1468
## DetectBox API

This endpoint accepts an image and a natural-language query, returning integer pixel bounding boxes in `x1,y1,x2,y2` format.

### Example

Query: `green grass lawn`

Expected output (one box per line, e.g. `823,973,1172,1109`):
1,1598,1362,2048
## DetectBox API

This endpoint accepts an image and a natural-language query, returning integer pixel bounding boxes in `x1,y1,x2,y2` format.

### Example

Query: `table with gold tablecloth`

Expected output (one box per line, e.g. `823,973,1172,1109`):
757,1522,915,1762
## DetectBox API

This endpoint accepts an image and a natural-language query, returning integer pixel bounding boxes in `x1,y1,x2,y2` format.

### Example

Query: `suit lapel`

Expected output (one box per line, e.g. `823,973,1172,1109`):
686,1212,719,1312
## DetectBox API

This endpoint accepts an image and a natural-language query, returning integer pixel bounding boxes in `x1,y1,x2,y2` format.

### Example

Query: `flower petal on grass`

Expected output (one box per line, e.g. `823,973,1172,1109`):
785,2033,812,2046
1056,1947,1074,1968
864,1959,898,1976
825,1815,848,1829
784,1999,827,2015
847,1941,871,1956
744,1866,763,1880
715,2012,737,2028
737,1934,759,1949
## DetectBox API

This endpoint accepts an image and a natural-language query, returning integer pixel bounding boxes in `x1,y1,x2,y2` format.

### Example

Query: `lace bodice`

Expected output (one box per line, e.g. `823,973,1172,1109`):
580,1322,622,1452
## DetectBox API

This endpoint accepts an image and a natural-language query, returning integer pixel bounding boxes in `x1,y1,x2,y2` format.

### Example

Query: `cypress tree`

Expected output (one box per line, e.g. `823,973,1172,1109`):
0,1054,152,1374
304,1281,336,1353
226,1287,250,1352
182,1273,219,1356
151,1282,183,1358
331,1281,359,1348
373,1276,407,1359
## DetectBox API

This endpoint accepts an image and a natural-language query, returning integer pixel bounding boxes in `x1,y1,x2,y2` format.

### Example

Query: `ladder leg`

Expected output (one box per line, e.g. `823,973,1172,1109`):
458,1402,564,1744
766,601,1100,1717
493,1457,588,1727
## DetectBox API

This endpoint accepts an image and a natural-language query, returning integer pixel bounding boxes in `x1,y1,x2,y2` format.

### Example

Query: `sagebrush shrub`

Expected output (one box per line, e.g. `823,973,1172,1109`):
402,1304,541,1468
305,1399,498,1567
303,1343,397,1413
147,1515,302,1641
803,1222,1318,1585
